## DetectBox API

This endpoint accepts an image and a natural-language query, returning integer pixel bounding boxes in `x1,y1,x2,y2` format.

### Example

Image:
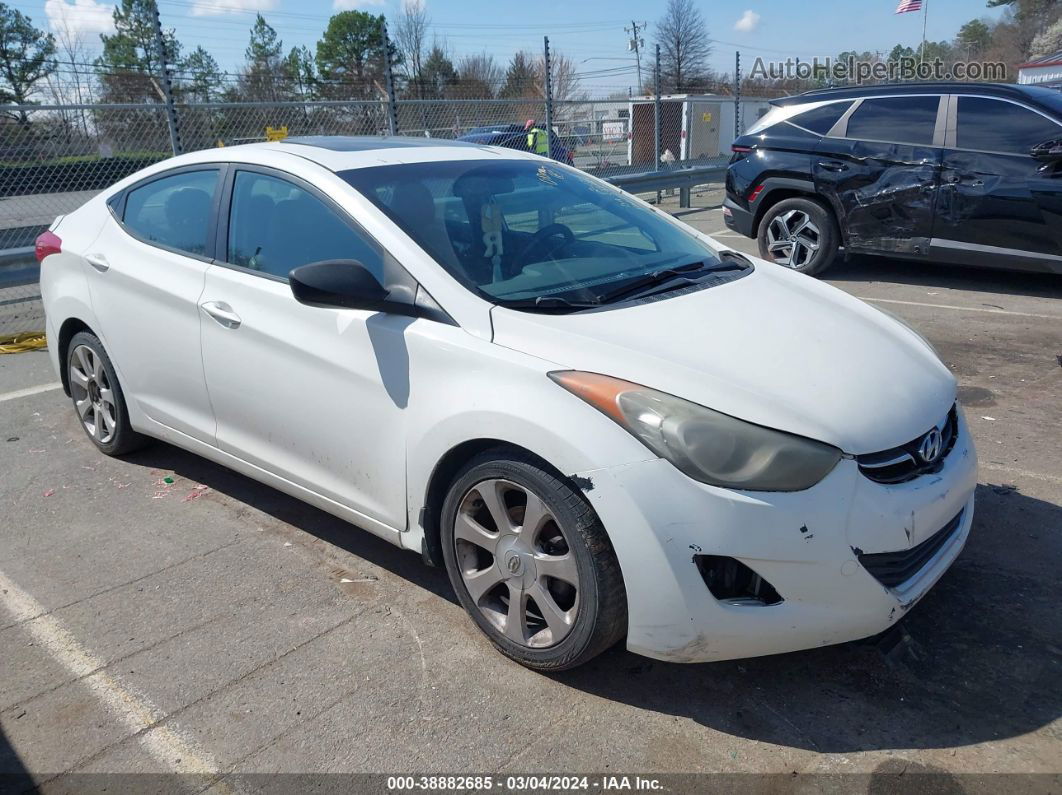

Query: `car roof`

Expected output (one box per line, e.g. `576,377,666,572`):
283,134,481,152
187,135,535,173
772,82,1062,114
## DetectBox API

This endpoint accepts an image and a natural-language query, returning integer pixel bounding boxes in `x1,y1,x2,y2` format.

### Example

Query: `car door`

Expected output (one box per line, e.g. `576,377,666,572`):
931,95,1062,270
812,94,944,257
198,165,411,531
86,166,222,443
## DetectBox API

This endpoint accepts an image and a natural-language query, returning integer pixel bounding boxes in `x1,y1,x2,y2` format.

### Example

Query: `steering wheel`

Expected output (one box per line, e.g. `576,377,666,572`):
513,223,575,270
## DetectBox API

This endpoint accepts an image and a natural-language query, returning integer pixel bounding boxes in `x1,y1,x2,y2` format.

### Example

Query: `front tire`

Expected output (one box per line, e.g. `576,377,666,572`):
440,449,627,671
757,197,840,276
66,331,148,456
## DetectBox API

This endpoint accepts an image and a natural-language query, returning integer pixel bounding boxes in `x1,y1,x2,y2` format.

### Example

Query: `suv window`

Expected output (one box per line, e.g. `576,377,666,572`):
955,96,1061,155
227,170,385,281
845,96,940,146
122,169,219,256
789,101,852,135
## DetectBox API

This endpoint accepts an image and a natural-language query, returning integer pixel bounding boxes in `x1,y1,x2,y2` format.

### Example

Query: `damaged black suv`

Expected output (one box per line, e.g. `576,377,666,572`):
723,82,1062,276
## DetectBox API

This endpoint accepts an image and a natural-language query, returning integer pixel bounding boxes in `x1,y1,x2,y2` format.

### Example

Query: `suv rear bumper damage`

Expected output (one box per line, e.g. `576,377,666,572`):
574,411,978,663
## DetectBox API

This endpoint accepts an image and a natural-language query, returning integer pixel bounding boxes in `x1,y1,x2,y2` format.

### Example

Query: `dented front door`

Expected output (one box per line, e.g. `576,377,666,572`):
813,138,942,257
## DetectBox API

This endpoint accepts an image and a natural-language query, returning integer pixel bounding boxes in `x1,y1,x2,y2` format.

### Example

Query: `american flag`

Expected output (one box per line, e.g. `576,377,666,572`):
895,0,922,13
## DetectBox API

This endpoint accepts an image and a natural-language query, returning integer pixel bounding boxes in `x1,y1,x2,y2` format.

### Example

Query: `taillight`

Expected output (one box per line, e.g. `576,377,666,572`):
731,145,752,153
747,184,765,203
35,230,62,262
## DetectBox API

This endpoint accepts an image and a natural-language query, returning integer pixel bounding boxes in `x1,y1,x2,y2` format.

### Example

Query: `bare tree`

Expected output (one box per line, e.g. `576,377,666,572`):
455,52,501,98
393,0,429,97
534,51,582,101
655,0,711,92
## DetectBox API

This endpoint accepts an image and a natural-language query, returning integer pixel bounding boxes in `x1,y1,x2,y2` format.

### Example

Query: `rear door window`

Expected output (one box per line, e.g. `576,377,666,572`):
955,97,1062,155
844,96,941,146
122,169,219,256
789,101,852,135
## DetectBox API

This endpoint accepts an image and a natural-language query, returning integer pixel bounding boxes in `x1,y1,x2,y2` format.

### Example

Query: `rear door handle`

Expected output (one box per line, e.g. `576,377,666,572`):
85,253,109,272
817,160,848,173
200,300,242,329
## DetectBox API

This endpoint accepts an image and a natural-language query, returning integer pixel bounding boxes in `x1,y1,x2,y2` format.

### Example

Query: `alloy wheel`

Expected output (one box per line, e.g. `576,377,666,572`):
765,209,821,269
453,478,579,648
69,344,117,444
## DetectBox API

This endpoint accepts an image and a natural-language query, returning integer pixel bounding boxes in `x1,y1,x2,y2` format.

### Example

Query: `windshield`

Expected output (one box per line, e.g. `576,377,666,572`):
341,160,736,308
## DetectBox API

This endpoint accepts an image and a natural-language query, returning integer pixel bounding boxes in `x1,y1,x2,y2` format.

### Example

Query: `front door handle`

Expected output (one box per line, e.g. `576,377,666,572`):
817,160,848,173
200,300,242,329
85,253,109,272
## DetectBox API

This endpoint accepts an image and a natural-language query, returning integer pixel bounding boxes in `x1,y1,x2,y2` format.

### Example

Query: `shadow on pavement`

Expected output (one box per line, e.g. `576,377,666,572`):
553,482,1062,753
122,442,458,607
0,723,33,790
122,442,1059,754
828,254,1062,301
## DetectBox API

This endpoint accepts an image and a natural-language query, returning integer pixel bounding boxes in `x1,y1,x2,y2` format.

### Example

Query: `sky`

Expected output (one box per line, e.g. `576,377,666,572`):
21,0,1009,95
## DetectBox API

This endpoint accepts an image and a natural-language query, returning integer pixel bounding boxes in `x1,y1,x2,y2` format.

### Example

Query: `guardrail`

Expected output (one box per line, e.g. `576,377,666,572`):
605,164,728,209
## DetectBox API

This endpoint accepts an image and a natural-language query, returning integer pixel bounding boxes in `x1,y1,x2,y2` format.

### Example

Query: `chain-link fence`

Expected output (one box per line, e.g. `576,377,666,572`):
0,90,745,337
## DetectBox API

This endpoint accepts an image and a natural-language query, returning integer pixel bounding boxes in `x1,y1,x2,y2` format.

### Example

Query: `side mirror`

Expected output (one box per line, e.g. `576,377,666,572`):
289,260,401,313
1030,138,1062,163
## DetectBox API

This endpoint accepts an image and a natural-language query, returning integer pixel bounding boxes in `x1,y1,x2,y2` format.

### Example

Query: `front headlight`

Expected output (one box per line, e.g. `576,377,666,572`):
549,371,842,491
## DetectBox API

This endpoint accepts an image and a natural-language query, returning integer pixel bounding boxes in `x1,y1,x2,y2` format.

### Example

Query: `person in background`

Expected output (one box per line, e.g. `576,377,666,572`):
524,119,549,156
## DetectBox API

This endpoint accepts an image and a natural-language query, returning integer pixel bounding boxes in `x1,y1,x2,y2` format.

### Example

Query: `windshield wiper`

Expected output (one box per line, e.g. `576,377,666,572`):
497,295,600,313
593,260,719,305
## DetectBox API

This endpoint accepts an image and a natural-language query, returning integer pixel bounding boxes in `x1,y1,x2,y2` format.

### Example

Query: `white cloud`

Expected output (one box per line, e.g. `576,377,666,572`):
734,9,761,33
332,0,386,10
191,0,278,17
45,0,113,38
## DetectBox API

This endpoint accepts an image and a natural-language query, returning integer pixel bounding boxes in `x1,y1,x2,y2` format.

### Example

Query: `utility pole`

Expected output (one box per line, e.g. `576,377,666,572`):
151,3,181,156
625,20,647,93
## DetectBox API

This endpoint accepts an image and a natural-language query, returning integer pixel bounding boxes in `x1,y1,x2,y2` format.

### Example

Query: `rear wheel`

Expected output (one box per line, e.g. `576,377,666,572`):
440,450,627,671
757,197,840,276
67,331,148,456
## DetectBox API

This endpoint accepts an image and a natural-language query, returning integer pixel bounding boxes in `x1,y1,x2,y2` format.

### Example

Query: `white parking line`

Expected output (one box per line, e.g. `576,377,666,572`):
855,297,1057,320
0,569,222,778
981,463,1062,487
0,383,62,403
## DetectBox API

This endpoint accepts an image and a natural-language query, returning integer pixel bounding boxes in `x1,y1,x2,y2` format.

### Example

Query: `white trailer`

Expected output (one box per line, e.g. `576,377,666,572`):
626,94,773,166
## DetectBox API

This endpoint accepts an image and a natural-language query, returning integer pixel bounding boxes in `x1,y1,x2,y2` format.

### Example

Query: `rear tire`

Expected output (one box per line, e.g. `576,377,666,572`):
66,331,148,456
440,449,627,671
757,197,840,276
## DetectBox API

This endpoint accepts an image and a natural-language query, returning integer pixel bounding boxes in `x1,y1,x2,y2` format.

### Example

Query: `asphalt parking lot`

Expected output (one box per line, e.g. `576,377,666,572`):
1,201,1060,788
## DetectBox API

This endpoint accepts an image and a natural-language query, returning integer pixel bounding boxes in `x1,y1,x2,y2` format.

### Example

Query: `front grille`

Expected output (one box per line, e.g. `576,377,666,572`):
857,405,958,484
859,510,964,588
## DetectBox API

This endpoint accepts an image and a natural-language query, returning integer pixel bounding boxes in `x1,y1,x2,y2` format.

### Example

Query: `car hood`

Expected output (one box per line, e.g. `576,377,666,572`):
489,261,956,454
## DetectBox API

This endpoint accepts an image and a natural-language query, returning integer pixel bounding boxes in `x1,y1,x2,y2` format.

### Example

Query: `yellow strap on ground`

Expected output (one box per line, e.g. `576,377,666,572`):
0,332,47,354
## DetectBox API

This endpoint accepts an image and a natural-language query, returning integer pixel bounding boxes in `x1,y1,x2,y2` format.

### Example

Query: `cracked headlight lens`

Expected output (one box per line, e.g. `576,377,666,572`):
549,371,841,491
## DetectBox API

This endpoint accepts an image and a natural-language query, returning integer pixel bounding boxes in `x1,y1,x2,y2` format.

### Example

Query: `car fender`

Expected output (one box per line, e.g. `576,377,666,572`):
400,323,655,555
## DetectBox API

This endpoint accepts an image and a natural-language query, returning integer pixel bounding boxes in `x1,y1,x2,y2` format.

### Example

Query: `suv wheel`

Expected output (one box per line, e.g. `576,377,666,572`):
757,197,840,276
440,449,627,671
67,331,148,456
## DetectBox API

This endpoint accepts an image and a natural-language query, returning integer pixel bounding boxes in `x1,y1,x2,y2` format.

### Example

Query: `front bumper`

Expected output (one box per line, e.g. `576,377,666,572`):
575,411,978,663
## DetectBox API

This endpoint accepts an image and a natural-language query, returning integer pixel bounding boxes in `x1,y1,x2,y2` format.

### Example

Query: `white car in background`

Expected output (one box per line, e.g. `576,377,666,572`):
36,137,977,670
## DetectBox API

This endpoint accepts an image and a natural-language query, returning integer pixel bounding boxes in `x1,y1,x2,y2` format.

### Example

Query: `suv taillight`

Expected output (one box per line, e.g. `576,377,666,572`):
731,145,752,153
35,230,62,262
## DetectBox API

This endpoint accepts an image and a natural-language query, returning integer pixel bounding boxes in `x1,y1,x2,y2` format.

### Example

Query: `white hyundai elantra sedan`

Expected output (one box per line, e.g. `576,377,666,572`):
37,136,977,670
